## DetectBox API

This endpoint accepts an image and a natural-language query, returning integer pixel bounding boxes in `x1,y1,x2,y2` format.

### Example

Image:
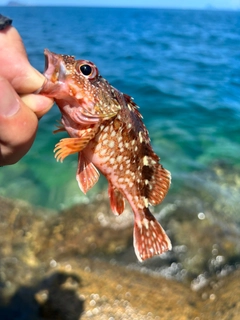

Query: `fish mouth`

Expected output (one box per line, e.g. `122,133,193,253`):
43,49,66,83
44,50,49,71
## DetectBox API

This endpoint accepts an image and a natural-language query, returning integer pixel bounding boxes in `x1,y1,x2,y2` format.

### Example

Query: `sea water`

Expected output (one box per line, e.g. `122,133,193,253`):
0,7,239,225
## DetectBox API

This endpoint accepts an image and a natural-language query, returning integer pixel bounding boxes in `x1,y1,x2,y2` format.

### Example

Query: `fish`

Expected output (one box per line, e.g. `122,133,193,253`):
38,49,172,262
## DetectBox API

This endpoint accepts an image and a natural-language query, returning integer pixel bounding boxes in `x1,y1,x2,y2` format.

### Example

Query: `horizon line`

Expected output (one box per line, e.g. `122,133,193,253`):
0,4,239,11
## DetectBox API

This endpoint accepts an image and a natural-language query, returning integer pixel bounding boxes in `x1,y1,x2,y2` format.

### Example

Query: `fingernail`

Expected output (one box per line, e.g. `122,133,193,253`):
0,78,20,117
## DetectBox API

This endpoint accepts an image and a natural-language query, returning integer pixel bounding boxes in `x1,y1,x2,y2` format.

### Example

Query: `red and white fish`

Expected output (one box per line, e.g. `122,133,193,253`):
38,49,172,261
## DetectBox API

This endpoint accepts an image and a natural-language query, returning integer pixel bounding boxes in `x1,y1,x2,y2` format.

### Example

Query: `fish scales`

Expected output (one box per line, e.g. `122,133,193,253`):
39,49,172,261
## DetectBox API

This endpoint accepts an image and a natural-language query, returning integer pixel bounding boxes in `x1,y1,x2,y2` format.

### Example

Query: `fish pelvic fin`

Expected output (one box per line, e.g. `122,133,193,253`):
133,207,172,262
53,121,66,134
76,152,100,194
108,183,125,215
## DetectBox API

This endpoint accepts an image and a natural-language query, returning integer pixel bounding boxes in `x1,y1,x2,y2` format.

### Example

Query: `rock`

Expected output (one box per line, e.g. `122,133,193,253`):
0,195,239,319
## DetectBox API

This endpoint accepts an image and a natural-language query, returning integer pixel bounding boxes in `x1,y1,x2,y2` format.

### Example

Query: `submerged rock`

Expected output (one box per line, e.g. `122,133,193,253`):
0,195,239,319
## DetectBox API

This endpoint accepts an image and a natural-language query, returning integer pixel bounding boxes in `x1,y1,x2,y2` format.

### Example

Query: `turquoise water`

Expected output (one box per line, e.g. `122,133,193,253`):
0,7,240,221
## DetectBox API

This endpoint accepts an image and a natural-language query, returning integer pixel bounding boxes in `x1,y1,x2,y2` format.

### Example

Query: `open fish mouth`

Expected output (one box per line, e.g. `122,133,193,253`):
34,49,67,95
43,49,66,83
44,49,49,71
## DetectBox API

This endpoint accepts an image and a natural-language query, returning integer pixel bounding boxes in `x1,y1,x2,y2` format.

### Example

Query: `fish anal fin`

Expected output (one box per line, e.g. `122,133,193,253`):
76,153,100,194
133,208,172,262
108,183,125,215
148,165,171,206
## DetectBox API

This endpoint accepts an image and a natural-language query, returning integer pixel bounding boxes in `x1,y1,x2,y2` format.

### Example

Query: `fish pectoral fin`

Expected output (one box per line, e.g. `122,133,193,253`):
108,183,125,215
54,138,87,162
54,126,98,162
76,153,100,194
148,165,171,206
133,208,172,262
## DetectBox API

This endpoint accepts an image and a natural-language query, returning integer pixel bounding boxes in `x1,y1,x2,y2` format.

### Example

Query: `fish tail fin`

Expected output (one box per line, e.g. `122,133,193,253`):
133,208,172,262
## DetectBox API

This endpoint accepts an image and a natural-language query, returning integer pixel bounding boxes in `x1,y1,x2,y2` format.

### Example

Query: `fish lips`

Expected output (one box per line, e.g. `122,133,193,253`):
43,49,66,83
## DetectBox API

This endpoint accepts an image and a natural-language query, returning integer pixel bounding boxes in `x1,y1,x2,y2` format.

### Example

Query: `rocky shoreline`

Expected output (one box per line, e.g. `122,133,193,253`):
0,195,239,319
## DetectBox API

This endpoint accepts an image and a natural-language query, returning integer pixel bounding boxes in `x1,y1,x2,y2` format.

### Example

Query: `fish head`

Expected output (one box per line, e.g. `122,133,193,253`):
39,49,122,124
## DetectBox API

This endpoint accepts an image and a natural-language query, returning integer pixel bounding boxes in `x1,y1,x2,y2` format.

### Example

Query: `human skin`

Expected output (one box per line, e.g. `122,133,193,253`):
0,26,53,166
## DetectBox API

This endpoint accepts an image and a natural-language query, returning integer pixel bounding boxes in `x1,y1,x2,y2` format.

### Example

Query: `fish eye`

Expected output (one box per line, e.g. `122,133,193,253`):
80,64,92,76
76,60,98,79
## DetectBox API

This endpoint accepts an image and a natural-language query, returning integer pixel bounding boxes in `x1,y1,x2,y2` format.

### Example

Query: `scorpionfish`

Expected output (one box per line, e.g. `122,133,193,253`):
39,49,172,261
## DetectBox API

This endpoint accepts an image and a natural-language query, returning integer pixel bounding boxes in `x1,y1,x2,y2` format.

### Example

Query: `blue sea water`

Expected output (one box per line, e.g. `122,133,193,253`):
0,7,240,223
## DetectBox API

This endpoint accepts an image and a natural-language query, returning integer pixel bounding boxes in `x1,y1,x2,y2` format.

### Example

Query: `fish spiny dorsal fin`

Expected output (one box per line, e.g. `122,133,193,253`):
123,93,140,112
133,207,172,262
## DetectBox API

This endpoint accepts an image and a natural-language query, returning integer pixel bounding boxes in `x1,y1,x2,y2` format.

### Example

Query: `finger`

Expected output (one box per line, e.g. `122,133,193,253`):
21,93,54,118
0,26,45,93
0,78,38,166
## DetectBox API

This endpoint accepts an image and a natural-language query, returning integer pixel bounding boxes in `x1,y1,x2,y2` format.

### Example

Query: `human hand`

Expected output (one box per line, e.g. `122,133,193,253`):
0,23,53,166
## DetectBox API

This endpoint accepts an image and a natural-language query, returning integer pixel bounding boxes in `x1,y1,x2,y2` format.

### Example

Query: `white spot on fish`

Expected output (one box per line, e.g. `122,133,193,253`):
100,148,106,156
103,126,109,133
142,218,149,229
129,181,133,188
95,143,101,152
111,130,116,137
143,197,148,207
109,150,115,157
143,156,149,166
102,140,108,146
117,155,123,162
109,140,115,148
150,220,155,228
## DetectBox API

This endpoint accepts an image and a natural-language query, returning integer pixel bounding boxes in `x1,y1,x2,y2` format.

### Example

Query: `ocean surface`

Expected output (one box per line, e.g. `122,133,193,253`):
0,7,240,225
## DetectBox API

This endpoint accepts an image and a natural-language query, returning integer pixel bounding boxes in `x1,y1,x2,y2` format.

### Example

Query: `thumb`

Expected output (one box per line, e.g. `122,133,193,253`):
0,26,45,93
0,77,38,166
